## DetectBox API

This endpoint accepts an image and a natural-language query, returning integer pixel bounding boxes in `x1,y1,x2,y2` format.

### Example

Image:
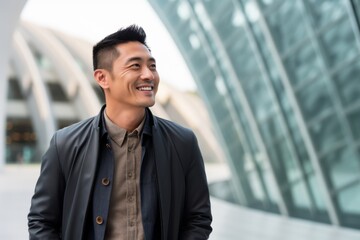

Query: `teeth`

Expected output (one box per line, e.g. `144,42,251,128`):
138,86,152,91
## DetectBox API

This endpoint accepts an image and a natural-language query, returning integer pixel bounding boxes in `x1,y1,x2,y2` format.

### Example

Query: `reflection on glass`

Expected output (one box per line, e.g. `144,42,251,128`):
309,114,345,155
322,146,360,190
319,18,359,68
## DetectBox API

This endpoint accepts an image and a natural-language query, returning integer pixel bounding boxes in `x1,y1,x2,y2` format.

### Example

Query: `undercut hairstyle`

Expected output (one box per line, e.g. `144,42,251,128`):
92,25,149,71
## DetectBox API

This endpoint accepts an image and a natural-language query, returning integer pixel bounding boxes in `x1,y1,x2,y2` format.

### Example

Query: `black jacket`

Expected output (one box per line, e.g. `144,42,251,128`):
28,107,212,239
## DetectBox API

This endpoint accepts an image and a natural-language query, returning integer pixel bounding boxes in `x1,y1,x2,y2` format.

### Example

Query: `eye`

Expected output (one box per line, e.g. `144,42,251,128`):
130,63,141,69
149,63,157,70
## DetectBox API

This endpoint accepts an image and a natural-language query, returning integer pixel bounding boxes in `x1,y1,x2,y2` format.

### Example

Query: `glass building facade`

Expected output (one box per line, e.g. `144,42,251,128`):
148,0,360,229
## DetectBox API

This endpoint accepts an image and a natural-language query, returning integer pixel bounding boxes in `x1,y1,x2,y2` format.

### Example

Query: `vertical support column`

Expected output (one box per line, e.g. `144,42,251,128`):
0,0,28,169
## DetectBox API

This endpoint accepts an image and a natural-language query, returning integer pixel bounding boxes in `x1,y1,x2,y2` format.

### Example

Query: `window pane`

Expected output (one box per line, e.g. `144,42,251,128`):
321,146,360,190
7,78,24,100
307,0,347,29
46,82,69,102
307,173,327,210
290,181,312,209
297,77,334,121
247,170,265,201
319,18,359,68
308,114,345,154
6,118,37,164
268,139,301,182
337,183,360,226
333,60,360,107
267,1,307,54
348,109,360,141
284,43,322,88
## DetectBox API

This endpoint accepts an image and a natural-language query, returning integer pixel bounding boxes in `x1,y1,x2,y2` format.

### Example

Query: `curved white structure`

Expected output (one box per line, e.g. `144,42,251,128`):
0,0,28,168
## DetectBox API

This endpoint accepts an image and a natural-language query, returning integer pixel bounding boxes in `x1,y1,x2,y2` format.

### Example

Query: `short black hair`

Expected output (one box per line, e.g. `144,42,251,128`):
92,25,149,71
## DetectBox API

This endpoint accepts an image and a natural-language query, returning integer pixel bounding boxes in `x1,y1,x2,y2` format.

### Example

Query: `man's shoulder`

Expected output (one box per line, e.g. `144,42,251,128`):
55,116,98,140
154,116,194,139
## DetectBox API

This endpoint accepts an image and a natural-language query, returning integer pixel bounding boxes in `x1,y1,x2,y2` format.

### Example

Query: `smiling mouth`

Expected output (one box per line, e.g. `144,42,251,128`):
137,86,153,91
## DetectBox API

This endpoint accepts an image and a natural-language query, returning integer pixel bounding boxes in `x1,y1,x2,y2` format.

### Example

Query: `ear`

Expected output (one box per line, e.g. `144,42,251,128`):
94,69,110,90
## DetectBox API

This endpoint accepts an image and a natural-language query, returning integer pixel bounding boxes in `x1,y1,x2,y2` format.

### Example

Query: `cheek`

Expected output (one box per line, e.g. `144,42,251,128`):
155,75,160,84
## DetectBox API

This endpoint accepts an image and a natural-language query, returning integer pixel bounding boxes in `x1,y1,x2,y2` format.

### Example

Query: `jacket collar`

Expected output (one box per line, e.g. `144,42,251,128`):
93,105,156,138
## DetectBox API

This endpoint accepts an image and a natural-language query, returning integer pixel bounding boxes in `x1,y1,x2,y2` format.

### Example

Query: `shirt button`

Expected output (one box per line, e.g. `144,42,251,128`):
129,221,135,227
96,216,104,225
128,196,134,202
128,172,133,178
101,178,110,186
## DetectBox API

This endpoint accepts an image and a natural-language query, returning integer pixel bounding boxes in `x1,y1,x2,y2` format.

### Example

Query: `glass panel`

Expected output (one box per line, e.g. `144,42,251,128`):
247,170,265,201
6,118,37,164
267,1,307,54
306,0,347,29
309,114,345,155
209,179,240,204
198,72,217,99
259,114,283,144
353,0,360,25
251,22,283,95
333,59,360,107
227,38,257,79
348,109,360,141
291,127,312,174
290,181,312,209
177,28,197,53
257,0,283,10
7,78,24,100
284,43,322,88
321,146,360,190
337,181,360,228
190,49,211,75
242,77,275,122
202,0,235,38
46,82,69,102
261,163,279,204
319,18,359,68
307,173,327,210
338,183,360,214
268,139,301,182
166,2,189,28
296,77,334,121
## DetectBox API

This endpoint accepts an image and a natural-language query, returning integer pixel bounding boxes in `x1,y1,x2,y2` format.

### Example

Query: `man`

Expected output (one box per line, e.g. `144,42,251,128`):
28,25,212,240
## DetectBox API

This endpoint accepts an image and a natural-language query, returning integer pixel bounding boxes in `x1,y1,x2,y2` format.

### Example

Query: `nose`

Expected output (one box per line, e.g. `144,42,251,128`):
141,66,155,80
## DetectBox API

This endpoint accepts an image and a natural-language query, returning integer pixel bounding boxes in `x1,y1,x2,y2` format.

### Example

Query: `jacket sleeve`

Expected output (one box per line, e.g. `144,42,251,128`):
180,133,212,240
28,133,65,239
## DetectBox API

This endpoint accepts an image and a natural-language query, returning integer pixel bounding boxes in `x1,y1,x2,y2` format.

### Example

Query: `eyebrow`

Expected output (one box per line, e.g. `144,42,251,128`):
125,56,156,65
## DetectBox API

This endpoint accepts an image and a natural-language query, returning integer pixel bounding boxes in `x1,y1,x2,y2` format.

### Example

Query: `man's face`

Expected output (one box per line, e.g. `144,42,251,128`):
101,41,160,110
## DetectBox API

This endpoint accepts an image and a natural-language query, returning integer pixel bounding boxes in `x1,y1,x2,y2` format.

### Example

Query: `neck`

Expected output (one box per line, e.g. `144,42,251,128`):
105,105,145,132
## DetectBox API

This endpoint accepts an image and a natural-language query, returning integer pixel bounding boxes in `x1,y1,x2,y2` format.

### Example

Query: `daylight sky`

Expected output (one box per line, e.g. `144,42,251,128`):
20,0,196,91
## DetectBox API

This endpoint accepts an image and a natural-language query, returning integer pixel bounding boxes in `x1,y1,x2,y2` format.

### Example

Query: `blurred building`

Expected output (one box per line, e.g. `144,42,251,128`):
148,0,360,229
0,0,28,169
3,21,224,166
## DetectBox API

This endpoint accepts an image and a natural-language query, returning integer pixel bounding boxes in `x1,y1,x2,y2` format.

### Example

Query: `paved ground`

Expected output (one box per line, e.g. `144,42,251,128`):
1,164,360,240
0,165,40,239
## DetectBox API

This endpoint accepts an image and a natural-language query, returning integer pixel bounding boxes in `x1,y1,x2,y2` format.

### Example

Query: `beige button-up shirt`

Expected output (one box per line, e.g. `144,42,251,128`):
104,112,145,240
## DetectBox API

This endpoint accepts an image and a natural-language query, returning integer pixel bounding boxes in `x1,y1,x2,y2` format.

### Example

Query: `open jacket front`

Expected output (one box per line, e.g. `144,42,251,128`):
28,106,212,240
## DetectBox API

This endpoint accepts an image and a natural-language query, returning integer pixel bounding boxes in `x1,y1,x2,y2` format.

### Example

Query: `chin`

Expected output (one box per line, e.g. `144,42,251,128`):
139,101,156,108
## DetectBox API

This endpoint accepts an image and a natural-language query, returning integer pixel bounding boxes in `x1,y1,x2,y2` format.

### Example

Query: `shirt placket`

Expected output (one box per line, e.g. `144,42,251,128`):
126,132,138,239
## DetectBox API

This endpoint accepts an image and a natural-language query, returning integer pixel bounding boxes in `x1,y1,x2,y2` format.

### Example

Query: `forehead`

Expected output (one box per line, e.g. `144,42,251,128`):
115,41,154,61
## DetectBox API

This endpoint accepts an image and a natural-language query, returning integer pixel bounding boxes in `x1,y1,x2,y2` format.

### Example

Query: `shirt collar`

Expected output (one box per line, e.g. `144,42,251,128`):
99,107,153,142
